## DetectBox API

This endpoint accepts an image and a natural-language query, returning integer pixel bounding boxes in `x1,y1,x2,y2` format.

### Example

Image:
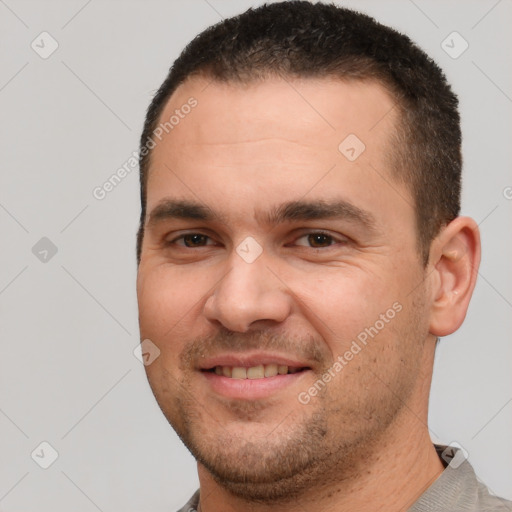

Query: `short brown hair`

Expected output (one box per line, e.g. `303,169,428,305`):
136,1,461,265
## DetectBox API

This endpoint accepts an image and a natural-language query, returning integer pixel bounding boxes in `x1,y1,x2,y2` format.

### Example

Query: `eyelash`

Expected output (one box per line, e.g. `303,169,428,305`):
168,231,348,249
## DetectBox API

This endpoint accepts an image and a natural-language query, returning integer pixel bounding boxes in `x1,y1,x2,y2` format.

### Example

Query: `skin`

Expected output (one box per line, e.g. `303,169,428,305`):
136,76,480,512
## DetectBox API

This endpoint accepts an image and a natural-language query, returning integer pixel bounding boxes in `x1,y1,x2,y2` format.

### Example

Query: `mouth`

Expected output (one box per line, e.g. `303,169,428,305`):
199,354,312,400
204,363,309,379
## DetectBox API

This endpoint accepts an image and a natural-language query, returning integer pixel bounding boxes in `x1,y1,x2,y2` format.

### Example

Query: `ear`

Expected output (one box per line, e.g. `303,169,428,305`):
427,216,481,337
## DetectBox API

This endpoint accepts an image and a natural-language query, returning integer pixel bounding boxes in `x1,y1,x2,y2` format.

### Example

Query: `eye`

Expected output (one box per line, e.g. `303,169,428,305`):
294,232,344,248
171,233,215,247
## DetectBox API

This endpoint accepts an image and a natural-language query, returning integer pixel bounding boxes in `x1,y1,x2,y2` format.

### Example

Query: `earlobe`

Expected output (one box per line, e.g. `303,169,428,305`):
428,217,481,337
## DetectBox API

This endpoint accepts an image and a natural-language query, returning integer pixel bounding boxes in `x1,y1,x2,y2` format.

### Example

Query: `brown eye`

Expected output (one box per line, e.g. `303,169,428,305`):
181,234,210,247
292,231,348,249
307,233,334,247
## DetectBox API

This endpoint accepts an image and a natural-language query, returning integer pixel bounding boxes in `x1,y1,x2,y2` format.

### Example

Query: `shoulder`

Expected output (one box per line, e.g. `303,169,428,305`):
175,489,200,512
410,444,512,511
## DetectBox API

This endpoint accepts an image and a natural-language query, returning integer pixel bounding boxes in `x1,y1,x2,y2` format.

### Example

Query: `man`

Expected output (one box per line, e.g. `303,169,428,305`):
135,2,511,511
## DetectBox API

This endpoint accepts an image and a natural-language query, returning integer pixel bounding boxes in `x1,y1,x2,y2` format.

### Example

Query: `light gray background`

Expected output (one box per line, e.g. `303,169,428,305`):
0,1,511,510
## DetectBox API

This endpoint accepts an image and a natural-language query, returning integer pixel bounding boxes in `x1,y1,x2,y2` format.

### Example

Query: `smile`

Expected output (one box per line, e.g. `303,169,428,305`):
209,364,306,379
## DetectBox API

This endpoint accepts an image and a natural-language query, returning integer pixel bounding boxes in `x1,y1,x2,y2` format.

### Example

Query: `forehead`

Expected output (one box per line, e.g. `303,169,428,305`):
145,75,411,230
154,75,397,153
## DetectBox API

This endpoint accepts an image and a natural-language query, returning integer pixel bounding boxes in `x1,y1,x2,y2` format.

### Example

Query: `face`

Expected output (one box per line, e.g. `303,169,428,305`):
137,76,434,501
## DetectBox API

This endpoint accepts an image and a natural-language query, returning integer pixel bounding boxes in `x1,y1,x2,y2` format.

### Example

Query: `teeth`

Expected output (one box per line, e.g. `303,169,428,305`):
264,363,278,377
213,364,305,379
231,367,247,379
247,365,264,379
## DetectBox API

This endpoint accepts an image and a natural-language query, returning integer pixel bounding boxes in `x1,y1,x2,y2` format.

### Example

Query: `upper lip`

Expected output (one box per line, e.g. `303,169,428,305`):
198,351,311,370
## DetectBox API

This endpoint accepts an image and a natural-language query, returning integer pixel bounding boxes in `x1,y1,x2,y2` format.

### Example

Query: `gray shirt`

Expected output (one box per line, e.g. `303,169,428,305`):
176,444,511,511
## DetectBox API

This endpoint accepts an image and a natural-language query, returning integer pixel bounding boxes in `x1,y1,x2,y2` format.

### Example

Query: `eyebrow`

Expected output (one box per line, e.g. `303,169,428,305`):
147,198,376,231
261,199,376,231
148,199,217,227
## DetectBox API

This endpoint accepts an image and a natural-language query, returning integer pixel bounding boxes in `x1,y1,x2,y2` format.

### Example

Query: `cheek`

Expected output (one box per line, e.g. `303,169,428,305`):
136,266,205,354
137,269,202,401
292,270,396,354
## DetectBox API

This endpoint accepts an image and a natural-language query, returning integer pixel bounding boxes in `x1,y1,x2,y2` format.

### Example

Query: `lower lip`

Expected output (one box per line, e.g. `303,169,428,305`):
201,371,310,400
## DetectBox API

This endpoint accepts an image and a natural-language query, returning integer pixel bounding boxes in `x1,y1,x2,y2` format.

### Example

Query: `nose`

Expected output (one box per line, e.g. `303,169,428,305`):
203,251,293,333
